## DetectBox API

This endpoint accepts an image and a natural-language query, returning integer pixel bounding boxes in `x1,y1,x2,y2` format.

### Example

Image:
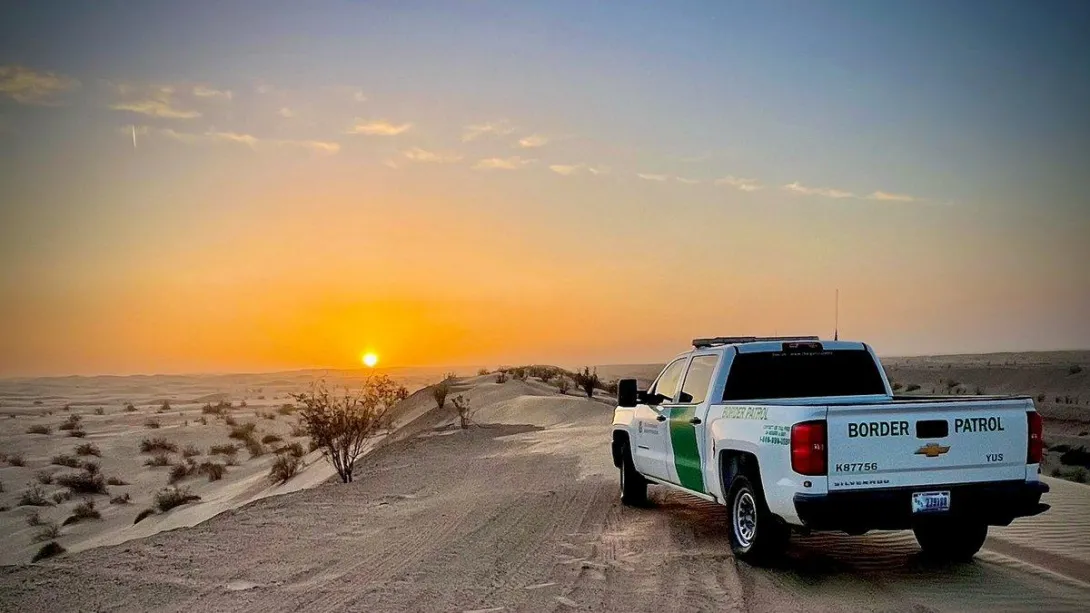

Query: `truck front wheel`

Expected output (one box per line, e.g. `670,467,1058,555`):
619,445,648,507
726,474,788,563
913,519,988,562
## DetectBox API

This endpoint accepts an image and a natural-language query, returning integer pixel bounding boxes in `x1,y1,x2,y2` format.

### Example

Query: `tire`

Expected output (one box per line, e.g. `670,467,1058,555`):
913,519,988,562
619,445,648,507
726,473,788,563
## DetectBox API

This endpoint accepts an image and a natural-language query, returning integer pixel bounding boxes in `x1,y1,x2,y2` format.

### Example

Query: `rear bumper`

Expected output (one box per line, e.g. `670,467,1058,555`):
794,480,1050,532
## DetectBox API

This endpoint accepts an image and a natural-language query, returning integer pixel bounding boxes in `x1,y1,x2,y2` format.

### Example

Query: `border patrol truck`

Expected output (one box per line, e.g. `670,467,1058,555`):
611,337,1049,563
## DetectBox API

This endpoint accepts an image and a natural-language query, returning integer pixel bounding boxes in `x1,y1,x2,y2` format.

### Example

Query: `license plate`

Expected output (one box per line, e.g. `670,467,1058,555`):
911,491,951,514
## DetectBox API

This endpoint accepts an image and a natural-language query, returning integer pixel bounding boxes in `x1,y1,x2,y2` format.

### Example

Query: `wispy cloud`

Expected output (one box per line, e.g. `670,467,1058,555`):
111,99,201,119
473,156,534,170
714,176,763,192
462,120,515,142
517,133,550,148
783,181,855,199
133,126,339,154
277,107,295,118
675,177,701,185
867,190,917,202
402,147,462,163
347,119,412,135
191,85,232,100
636,173,670,182
549,164,609,176
109,83,203,119
0,65,80,105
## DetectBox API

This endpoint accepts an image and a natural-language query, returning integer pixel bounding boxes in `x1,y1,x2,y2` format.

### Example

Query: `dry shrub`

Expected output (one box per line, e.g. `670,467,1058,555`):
106,476,128,486
269,455,301,484
34,521,60,542
158,400,171,413
58,414,82,431
155,486,200,512
27,424,51,435
452,395,475,429
557,378,571,394
209,443,238,456
51,490,72,504
182,444,201,458
143,418,161,429
110,493,131,505
140,437,178,453
495,370,508,383
94,407,105,415
168,463,192,484
134,508,155,524
224,415,238,427
8,453,26,466
477,368,491,376
25,510,43,526
198,461,226,481
36,471,54,485
63,499,101,525
81,461,100,475
293,377,403,483
19,484,52,507
49,452,79,467
261,434,282,445
277,404,296,415
432,381,450,410
276,442,305,458
56,470,107,494
289,422,307,437
573,367,601,399
244,437,264,458
75,442,101,457
144,453,171,467
196,416,208,426
228,423,257,440
32,541,65,562
123,403,138,412
68,426,87,438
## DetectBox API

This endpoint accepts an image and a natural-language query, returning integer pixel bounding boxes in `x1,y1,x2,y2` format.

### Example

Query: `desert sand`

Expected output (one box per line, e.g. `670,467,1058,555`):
0,356,1088,612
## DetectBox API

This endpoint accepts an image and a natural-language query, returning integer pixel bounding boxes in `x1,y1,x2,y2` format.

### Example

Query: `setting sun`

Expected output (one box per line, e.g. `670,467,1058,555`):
362,352,378,368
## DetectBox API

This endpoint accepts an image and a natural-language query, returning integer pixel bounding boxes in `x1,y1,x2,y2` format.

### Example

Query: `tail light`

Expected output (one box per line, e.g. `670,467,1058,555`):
1027,411,1043,464
791,420,827,476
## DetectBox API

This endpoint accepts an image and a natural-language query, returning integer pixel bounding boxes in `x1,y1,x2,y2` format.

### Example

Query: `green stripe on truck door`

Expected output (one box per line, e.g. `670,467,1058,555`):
668,406,705,492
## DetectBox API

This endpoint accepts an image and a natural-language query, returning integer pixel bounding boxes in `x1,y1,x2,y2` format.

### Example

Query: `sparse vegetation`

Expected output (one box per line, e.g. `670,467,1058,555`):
573,367,601,399
134,508,156,524
124,403,138,412
63,499,101,524
144,418,161,429
19,484,51,507
261,434,283,445
168,463,193,484
891,382,903,391
182,443,201,458
36,471,54,485
228,422,257,440
154,486,201,512
292,377,403,483
27,424,51,435
1037,393,1047,402
1070,364,1084,375
496,370,508,384
32,541,65,562
209,443,239,456
51,490,72,504
290,422,307,437
33,521,60,540
197,461,226,481
262,412,276,420
82,460,100,474
106,476,128,486
197,415,208,425
158,400,171,413
75,442,101,457
432,380,450,410
51,454,80,468
94,407,105,415
26,510,43,526
276,441,306,458
144,453,172,467
8,453,26,467
244,437,264,458
110,493,131,505
277,403,297,415
269,455,301,484
58,414,82,431
477,368,491,376
905,384,922,393
68,425,87,438
224,415,238,426
1059,446,1090,470
452,394,475,429
140,437,178,453
56,469,107,494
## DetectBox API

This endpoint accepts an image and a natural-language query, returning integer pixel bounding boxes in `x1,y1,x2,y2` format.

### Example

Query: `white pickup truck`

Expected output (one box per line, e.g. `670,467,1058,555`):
611,336,1050,563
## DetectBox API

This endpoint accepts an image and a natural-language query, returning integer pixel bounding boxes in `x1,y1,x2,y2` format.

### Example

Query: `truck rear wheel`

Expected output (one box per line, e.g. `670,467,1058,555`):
619,445,648,507
913,519,988,562
726,473,788,563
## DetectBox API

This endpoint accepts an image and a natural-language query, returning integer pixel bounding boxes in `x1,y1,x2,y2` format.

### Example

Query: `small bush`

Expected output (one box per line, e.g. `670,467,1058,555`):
224,415,238,426
158,400,171,413
277,442,306,458
68,426,87,438
134,508,155,524
81,461,99,476
51,490,72,504
228,423,257,440
573,367,601,399
181,444,201,458
209,443,239,456
905,384,922,393
289,422,307,437
201,403,222,415
197,461,226,481
144,453,171,467
140,437,178,453
557,378,571,394
495,371,508,384
20,484,52,507
477,368,491,376
168,463,192,484
144,418,161,429
32,541,65,562
1037,393,1046,402
432,381,450,410
94,407,105,415
196,415,208,425
244,437,264,458
974,386,985,395
1059,446,1090,469
56,470,107,494
57,414,82,431
75,442,101,457
8,453,26,467
26,510,43,526
106,476,128,486
269,455,301,484
1070,364,1084,375
154,486,200,513
110,493,131,505
124,403,137,412
27,424,51,435
277,404,296,415
891,382,903,391
452,394,474,429
66,499,101,523
36,471,54,485
261,434,283,445
33,400,43,405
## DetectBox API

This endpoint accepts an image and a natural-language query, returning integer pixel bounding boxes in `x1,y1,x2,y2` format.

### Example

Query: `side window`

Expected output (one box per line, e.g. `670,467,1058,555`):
649,358,687,403
678,355,719,404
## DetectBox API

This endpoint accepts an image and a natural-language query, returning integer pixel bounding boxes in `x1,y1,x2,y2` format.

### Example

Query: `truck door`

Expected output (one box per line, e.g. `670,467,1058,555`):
634,357,687,481
664,354,719,493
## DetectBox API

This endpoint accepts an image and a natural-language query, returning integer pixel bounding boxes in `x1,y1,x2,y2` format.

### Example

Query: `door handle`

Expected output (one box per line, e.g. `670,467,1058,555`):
656,414,667,422
689,417,702,425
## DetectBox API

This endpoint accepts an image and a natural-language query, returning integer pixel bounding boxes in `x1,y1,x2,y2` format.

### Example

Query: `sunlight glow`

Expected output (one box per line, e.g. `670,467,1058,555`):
362,352,378,368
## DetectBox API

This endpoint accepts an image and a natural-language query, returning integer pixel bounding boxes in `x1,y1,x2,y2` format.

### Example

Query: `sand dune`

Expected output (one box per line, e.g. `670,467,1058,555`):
2,373,1089,612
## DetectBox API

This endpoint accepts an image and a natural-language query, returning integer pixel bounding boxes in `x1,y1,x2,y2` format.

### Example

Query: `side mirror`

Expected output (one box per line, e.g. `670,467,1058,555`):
618,379,638,408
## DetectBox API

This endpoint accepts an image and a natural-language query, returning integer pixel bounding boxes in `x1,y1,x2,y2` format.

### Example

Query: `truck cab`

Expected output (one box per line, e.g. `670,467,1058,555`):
611,336,1049,563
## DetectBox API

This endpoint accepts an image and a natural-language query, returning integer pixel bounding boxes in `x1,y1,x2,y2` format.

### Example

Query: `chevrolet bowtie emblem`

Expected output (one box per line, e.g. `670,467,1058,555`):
915,443,951,458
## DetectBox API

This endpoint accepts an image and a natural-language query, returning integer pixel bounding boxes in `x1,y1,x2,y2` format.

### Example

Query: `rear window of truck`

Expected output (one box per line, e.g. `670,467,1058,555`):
722,349,887,400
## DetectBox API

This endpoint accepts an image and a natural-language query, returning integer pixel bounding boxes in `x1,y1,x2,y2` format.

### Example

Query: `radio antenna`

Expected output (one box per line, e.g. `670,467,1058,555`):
834,288,839,341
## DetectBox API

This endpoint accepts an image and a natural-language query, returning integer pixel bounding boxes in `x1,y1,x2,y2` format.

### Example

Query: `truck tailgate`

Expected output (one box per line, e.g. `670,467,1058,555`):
826,399,1030,491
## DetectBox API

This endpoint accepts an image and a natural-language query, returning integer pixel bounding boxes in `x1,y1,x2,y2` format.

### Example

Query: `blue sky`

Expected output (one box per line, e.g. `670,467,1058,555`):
1,1,1088,375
